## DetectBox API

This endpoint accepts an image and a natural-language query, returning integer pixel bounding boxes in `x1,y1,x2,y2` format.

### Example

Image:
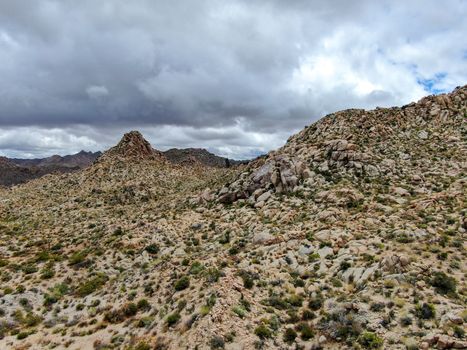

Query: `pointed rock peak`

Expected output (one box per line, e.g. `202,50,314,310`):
102,131,163,161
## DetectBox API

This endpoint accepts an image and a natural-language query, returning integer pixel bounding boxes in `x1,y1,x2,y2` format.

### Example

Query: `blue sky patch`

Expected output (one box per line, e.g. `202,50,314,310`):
417,73,448,94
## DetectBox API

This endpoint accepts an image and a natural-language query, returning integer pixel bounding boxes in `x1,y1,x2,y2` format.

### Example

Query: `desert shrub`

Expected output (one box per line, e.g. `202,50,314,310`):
296,322,314,340
166,312,181,326
144,244,159,255
40,268,55,279
68,250,88,266
308,295,323,310
283,328,297,344
22,265,38,275
453,325,465,338
17,331,29,340
358,332,383,349
137,299,151,311
261,296,288,310
414,303,435,320
430,271,457,295
301,309,315,320
104,309,125,324
76,274,107,297
210,335,225,349
189,261,204,275
400,315,412,327
122,302,138,317
232,306,247,318
174,276,190,291
237,270,254,289
205,268,222,283
254,324,272,339
133,341,151,350
287,294,303,307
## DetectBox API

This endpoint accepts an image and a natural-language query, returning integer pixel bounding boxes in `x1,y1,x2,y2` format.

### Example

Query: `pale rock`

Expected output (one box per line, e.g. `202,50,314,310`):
317,246,333,258
256,191,271,203
252,230,275,244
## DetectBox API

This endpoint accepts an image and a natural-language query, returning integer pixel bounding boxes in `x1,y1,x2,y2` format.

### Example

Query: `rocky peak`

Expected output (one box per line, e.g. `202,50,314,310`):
101,131,163,161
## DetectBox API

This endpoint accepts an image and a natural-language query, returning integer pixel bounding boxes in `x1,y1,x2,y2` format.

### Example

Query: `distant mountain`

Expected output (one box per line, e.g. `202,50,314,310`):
0,151,101,187
163,148,246,168
12,150,101,168
0,138,249,187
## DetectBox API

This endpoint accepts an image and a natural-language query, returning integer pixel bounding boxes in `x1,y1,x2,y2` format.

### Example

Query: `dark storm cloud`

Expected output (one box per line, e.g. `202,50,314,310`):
0,0,466,158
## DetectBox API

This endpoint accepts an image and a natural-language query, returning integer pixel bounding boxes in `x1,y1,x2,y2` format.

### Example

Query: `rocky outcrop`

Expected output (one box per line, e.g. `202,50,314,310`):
98,131,164,162
163,148,245,168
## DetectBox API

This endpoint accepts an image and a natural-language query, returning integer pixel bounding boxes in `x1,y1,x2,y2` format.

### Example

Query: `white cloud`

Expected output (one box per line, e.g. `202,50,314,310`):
86,85,109,99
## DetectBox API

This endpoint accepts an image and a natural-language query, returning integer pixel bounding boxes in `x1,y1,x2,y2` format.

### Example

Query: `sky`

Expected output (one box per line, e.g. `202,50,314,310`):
0,0,466,159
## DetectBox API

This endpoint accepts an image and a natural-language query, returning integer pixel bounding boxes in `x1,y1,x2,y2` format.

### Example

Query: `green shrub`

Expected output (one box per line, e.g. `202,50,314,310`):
287,294,303,307
22,265,38,275
189,261,204,275
453,325,465,338
308,295,323,310
144,244,159,255
122,303,138,317
17,331,29,340
68,250,88,266
166,312,181,326
254,324,272,339
232,306,247,318
430,271,457,295
283,328,297,344
358,331,383,349
137,299,151,311
133,341,151,350
210,335,225,349
76,275,107,297
41,268,55,279
415,303,435,320
297,322,314,340
174,276,190,291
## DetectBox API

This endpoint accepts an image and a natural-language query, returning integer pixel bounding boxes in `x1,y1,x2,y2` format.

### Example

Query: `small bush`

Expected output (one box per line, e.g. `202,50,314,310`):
144,244,159,255
430,271,457,295
122,303,138,317
166,312,181,326
210,335,225,349
76,275,107,297
68,250,88,266
400,315,412,327
174,276,190,291
254,324,272,339
17,331,29,340
358,331,383,349
308,295,323,310
287,294,303,307
297,323,314,340
283,328,297,344
137,299,151,311
415,303,435,320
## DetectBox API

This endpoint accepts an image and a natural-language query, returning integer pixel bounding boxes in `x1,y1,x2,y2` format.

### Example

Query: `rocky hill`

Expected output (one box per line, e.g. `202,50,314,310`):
163,148,245,168
0,86,465,350
0,137,243,187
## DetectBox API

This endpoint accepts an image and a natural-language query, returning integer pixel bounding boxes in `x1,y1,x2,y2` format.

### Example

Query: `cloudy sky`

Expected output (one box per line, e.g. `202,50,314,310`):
0,0,466,159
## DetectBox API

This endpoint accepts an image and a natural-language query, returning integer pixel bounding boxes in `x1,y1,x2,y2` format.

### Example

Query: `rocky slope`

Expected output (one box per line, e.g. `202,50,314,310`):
0,86,465,350
163,148,245,168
